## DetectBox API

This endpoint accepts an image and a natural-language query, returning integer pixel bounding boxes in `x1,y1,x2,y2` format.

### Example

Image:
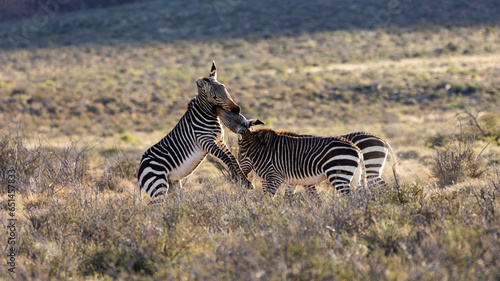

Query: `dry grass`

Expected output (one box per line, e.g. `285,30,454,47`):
0,0,500,279
1,129,499,280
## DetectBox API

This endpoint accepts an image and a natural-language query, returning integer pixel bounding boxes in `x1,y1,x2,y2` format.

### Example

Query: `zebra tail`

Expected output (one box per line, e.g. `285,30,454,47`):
359,152,368,190
382,139,402,188
137,183,143,202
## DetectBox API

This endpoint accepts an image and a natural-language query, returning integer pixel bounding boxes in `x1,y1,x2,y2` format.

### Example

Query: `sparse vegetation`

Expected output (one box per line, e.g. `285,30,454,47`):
431,122,488,186
0,132,499,280
0,0,499,280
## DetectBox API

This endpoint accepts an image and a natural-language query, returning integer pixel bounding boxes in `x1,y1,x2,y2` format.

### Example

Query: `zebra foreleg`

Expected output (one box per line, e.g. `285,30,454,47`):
284,184,296,199
217,141,254,189
263,178,283,198
204,141,252,188
217,140,238,180
238,150,253,176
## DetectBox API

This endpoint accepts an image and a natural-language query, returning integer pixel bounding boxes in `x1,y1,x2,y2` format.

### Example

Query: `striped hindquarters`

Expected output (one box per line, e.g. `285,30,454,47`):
316,137,363,193
341,132,391,187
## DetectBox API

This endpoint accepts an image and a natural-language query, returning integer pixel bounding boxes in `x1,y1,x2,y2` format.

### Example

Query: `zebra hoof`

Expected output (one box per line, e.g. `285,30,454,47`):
245,181,255,190
239,178,254,189
246,181,255,189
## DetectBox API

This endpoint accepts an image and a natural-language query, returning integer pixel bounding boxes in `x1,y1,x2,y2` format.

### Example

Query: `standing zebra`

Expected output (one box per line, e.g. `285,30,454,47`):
237,131,400,197
216,108,367,196
137,61,251,202
278,132,400,197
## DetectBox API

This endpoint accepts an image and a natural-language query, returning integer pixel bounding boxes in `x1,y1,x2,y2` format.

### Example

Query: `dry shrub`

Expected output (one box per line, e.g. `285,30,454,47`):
5,143,500,280
38,140,94,193
0,130,43,193
0,128,93,195
97,149,137,192
432,122,488,186
464,110,500,144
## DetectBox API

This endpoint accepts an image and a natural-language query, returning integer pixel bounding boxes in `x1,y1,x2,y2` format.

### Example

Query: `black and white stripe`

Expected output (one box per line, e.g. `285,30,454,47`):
341,132,399,187
216,109,367,196
239,132,399,187
137,62,250,201
279,132,400,197
240,129,366,196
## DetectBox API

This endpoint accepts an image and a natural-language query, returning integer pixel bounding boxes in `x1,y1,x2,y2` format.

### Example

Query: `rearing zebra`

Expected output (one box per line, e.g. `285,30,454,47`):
137,62,251,202
216,108,367,196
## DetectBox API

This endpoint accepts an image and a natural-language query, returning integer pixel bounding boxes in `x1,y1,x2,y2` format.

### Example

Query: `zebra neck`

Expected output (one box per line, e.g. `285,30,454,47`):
189,95,217,119
241,142,258,160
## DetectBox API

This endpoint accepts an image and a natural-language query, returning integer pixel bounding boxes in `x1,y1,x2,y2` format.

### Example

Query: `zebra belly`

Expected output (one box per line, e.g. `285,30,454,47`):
284,174,327,186
168,147,207,180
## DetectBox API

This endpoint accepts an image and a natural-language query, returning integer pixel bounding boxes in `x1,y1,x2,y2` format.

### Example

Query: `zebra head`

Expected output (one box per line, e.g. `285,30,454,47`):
215,107,265,140
196,61,241,114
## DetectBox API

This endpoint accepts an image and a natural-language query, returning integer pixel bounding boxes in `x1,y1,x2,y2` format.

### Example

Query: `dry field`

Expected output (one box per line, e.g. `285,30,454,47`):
0,0,499,280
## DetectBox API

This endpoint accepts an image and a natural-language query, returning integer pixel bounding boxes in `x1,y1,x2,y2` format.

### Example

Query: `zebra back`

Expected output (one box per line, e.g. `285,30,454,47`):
239,129,366,194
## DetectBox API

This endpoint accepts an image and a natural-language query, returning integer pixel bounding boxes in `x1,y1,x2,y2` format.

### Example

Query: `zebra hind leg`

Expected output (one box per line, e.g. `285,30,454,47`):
367,176,387,189
325,172,351,195
151,182,169,206
303,184,322,204
283,184,296,200
151,192,167,206
168,180,184,192
136,182,143,204
263,179,282,199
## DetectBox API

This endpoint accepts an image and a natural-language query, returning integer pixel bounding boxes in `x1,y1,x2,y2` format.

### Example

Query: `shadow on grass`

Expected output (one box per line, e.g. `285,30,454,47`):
1,0,499,50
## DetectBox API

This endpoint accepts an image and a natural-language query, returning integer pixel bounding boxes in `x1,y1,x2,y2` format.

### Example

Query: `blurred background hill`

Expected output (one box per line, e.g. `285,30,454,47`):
1,0,499,48
0,0,137,21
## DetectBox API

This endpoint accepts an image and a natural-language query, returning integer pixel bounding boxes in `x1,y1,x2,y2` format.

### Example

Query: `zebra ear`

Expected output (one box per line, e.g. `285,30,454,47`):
196,78,204,89
196,77,212,89
209,61,217,80
249,119,265,127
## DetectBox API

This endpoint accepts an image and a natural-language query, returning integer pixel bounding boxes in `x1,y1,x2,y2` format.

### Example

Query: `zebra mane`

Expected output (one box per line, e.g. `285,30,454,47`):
253,129,309,142
275,130,300,137
187,98,196,109
251,129,313,145
275,131,316,138
187,90,219,115
252,129,355,146
249,128,277,145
